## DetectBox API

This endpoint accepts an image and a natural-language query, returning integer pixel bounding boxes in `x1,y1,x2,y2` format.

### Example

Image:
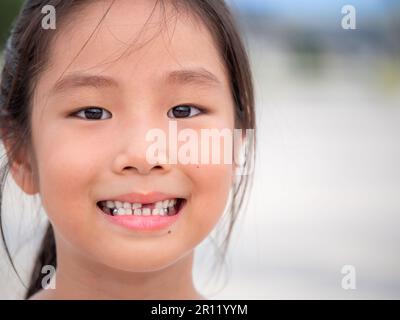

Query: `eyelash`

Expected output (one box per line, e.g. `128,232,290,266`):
70,104,206,121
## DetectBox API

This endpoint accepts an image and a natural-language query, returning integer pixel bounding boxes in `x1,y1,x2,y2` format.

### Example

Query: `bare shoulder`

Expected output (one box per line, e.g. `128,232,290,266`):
194,293,207,300
28,289,56,300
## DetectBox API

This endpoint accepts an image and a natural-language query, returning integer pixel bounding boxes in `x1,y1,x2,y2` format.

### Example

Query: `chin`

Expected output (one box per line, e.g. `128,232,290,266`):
89,244,191,273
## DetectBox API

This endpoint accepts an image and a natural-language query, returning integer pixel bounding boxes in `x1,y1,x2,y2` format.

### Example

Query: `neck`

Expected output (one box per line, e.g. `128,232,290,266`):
32,237,203,300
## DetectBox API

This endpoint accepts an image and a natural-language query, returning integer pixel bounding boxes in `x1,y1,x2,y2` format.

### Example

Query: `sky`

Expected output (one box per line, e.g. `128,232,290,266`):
227,0,399,18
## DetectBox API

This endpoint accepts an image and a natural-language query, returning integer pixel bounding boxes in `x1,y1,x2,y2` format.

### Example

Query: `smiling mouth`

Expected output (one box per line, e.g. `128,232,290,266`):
96,198,186,217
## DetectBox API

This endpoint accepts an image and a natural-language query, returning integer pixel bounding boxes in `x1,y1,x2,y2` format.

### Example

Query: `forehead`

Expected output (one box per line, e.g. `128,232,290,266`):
38,0,228,95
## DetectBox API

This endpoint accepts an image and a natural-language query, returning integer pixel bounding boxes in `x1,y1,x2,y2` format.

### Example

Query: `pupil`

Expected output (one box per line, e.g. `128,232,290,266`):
172,106,190,118
85,109,102,120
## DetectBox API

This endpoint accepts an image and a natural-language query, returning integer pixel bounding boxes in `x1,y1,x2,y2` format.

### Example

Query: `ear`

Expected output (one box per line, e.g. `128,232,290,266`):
4,141,39,195
232,129,246,178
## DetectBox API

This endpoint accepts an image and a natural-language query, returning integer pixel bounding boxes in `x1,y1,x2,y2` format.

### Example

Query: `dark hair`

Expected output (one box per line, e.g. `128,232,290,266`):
0,0,255,299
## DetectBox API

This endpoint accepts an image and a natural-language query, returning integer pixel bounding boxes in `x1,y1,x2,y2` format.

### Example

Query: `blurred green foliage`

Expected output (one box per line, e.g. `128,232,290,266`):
0,0,25,49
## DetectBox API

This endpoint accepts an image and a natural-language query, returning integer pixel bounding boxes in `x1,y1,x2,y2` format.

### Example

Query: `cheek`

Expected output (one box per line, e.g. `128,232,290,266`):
176,116,236,238
183,163,233,233
32,129,103,228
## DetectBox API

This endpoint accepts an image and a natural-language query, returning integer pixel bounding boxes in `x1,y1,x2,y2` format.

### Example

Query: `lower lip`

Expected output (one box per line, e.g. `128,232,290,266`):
100,205,184,232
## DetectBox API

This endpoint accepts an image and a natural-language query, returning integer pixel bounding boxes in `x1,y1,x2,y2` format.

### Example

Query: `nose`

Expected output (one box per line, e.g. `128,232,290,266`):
113,153,170,175
111,119,171,176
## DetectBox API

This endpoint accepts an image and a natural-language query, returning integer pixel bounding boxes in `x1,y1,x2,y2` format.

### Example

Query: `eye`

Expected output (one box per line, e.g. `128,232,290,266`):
167,105,203,119
72,107,112,120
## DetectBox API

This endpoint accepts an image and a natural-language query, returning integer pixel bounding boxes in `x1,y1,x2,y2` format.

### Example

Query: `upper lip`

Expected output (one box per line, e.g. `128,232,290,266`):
100,192,182,204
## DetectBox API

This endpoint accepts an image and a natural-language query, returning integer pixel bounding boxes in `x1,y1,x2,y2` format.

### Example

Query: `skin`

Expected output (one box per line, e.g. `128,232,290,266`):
9,0,236,299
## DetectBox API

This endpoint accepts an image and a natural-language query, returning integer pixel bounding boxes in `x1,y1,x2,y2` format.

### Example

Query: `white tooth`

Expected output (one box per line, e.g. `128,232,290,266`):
169,199,176,207
123,202,131,209
132,203,142,209
142,208,151,216
134,209,142,215
115,201,123,208
155,201,163,209
125,208,132,215
152,208,160,215
117,208,125,215
106,201,115,208
162,200,169,208
159,208,167,216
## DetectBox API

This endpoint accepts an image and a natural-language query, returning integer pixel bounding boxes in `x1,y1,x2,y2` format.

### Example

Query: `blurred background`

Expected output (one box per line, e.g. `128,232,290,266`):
1,0,399,299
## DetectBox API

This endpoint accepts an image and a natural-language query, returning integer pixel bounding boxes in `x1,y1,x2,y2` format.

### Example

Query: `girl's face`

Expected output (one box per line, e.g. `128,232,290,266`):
26,0,235,272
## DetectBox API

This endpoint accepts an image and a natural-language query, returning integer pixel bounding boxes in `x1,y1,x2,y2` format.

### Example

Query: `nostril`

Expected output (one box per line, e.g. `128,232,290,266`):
123,165,163,172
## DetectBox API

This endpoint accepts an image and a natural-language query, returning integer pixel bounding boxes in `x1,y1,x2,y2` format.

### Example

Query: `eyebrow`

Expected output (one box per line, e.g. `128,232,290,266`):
166,68,222,87
51,74,118,94
50,68,222,94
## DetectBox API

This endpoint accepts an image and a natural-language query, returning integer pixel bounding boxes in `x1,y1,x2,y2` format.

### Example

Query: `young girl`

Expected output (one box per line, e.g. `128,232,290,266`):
0,0,255,299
